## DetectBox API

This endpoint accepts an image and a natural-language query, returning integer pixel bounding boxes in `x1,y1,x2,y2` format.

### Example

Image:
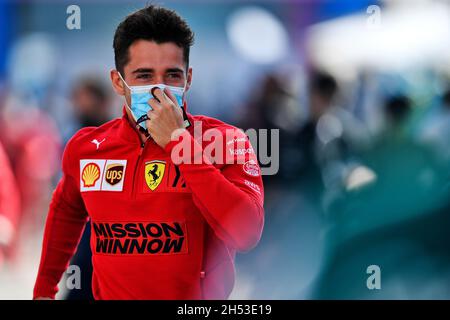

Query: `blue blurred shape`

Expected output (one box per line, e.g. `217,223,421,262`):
316,0,380,22
0,1,15,80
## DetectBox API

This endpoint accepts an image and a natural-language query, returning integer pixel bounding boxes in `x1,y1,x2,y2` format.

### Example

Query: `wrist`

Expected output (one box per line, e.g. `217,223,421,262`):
164,128,189,153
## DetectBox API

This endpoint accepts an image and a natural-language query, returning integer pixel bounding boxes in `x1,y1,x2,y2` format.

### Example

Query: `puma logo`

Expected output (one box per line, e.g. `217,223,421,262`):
91,138,106,150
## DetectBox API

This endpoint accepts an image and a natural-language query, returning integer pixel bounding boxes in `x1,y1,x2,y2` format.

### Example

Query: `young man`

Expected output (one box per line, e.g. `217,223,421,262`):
33,5,264,300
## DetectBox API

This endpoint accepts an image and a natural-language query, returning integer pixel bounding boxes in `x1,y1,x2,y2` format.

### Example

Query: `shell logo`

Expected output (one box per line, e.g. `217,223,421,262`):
243,160,261,177
82,163,101,187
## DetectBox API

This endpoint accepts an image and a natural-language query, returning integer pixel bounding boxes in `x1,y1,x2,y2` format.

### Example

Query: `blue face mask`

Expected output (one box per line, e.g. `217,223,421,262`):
119,73,185,130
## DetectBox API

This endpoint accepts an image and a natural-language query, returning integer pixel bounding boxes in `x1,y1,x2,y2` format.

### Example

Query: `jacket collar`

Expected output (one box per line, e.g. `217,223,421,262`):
117,106,142,144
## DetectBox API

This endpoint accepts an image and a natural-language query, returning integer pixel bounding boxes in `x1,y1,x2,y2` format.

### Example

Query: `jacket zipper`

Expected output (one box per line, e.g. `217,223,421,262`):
131,142,146,199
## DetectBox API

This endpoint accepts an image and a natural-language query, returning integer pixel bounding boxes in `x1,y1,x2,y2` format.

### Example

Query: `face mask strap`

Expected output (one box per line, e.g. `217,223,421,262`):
118,72,140,126
136,114,149,125
118,72,131,90
174,80,189,127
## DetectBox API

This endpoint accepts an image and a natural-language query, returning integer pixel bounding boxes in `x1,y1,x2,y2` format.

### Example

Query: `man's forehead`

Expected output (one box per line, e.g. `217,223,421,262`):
126,40,185,71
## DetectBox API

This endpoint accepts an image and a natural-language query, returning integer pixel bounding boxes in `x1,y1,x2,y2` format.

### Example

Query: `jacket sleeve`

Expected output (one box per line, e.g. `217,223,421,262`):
33,136,89,299
165,128,264,252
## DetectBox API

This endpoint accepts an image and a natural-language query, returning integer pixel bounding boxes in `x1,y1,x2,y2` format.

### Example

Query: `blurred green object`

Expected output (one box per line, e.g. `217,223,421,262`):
311,104,450,299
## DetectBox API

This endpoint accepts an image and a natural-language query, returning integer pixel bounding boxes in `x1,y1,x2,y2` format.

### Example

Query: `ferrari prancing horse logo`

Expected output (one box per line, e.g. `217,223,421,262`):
145,160,166,191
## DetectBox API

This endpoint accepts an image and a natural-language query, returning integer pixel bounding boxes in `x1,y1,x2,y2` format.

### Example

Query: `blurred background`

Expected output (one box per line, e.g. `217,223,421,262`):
1,0,450,299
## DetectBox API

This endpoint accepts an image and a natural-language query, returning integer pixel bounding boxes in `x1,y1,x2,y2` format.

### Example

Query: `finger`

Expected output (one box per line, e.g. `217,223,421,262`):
164,87,179,107
148,98,162,111
146,118,157,136
151,87,167,104
145,110,152,121
147,107,158,120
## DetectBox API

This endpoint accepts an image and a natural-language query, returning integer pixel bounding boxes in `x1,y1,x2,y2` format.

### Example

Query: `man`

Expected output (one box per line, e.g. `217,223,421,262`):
33,5,264,300
70,76,113,131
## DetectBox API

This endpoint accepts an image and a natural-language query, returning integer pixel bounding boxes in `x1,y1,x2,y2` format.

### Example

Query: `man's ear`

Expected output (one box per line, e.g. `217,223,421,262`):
110,69,126,96
185,67,193,92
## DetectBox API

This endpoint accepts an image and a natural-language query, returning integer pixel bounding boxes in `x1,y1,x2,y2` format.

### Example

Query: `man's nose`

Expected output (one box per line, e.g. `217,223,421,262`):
153,75,165,84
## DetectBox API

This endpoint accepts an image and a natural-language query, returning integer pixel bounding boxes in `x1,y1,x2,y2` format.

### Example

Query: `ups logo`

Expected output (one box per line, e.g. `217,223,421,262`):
105,164,124,185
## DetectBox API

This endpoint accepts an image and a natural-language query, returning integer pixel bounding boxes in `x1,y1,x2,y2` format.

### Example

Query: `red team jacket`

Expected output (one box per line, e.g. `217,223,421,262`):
33,108,264,300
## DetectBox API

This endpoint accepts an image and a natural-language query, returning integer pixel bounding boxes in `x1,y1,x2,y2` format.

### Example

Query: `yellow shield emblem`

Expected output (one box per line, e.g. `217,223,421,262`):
145,161,166,191
82,163,101,188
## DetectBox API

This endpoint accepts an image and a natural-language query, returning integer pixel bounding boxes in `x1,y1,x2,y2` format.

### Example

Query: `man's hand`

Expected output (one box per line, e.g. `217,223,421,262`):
146,87,185,149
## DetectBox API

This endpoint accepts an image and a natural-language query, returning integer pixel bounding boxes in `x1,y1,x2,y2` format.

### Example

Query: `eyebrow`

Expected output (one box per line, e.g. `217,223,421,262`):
132,68,154,74
131,67,184,74
166,68,184,73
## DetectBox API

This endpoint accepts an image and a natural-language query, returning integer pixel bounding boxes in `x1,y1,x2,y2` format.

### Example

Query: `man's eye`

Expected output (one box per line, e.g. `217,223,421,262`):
167,73,181,79
137,74,151,79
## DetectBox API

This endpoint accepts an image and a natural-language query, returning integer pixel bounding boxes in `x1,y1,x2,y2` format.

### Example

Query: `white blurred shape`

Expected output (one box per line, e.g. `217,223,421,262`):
226,6,289,64
346,165,377,191
7,33,57,94
316,114,343,144
307,2,450,80
0,215,14,246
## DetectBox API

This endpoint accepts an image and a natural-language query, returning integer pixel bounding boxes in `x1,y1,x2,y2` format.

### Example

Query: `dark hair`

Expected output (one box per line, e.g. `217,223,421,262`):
310,71,338,102
113,5,194,75
443,88,450,108
73,76,110,103
384,95,411,123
